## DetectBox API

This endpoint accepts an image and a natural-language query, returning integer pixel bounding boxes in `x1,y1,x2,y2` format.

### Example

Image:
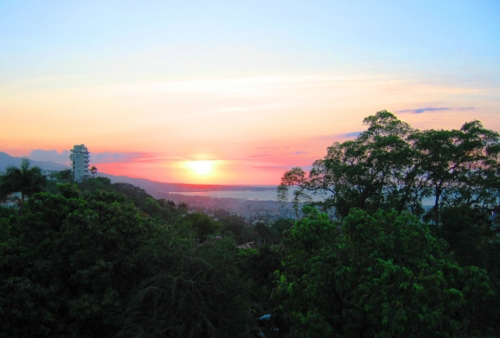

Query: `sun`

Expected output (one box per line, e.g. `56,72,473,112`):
187,160,215,176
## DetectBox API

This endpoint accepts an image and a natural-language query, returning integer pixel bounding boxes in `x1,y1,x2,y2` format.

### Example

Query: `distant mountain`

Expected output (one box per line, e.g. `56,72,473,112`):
0,151,275,199
0,152,70,171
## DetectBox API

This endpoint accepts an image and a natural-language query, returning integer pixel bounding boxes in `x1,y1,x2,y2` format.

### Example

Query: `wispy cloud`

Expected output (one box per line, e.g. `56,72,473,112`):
91,152,154,164
118,75,348,96
248,152,274,159
247,149,309,159
345,131,362,137
29,149,71,164
397,107,474,114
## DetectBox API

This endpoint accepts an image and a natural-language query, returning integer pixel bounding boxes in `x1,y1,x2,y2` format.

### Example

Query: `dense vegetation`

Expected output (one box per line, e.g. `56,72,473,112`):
1,110,499,337
278,111,500,336
0,168,285,337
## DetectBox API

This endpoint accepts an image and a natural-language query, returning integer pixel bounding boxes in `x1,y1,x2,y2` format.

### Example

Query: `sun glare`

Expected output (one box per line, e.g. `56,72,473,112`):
187,160,215,176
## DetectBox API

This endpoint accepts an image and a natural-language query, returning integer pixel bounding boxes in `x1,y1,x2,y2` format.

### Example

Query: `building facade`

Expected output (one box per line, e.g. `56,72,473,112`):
70,144,90,182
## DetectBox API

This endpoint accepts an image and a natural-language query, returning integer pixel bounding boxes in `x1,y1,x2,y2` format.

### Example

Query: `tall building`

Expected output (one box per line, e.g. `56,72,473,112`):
70,144,90,182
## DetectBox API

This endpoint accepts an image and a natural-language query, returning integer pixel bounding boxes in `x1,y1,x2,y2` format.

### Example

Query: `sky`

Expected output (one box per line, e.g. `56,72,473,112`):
1,0,499,185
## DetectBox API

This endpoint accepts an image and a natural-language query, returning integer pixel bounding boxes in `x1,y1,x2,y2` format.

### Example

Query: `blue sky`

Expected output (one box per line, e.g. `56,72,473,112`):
2,1,498,79
1,0,499,184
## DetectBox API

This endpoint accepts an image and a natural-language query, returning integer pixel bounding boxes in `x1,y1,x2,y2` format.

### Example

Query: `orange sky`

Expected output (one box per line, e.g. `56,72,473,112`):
1,1,499,185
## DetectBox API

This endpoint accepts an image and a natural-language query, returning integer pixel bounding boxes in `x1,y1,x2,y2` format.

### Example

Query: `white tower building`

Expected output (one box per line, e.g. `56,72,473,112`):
70,144,90,182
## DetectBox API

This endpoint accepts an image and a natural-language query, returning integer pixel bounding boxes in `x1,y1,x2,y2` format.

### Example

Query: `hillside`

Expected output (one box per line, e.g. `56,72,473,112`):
0,151,274,199
0,152,70,171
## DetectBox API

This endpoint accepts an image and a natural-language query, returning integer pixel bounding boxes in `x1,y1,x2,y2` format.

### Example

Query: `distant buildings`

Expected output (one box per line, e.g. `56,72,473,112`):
42,169,59,180
70,144,90,182
0,192,22,207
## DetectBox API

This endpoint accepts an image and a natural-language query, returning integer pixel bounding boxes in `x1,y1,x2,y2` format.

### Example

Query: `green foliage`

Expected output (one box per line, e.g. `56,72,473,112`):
412,120,500,226
252,219,293,247
0,185,262,337
274,207,496,337
51,169,73,182
278,111,500,224
270,218,294,241
0,205,15,219
90,165,98,177
237,246,286,337
0,190,159,337
279,111,419,218
0,158,47,205
278,111,500,333
57,182,80,198
119,237,254,338
182,212,221,243
219,214,253,244
155,198,179,222
78,176,113,193
76,179,183,222
142,197,162,216
253,222,273,245
112,183,151,208
239,246,282,292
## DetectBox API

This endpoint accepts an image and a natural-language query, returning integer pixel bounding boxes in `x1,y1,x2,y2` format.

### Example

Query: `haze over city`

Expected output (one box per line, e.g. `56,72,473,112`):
1,1,499,185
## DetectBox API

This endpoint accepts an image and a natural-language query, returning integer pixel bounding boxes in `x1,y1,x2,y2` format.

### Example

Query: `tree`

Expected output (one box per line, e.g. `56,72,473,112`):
119,236,255,338
274,207,496,337
253,221,274,246
0,184,268,337
278,111,500,224
0,158,46,205
51,169,73,182
277,111,500,332
182,212,221,244
278,111,421,219
89,165,98,177
142,197,162,217
270,218,294,242
0,189,160,337
219,214,253,244
411,120,500,226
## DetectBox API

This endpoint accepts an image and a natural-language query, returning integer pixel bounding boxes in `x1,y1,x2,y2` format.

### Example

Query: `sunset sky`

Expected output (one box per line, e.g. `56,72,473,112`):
1,1,499,185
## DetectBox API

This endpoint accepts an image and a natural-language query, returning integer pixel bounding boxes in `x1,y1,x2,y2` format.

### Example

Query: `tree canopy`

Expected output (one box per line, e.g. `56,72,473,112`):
274,207,496,337
0,158,47,205
278,110,500,224
277,110,500,336
0,175,279,337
